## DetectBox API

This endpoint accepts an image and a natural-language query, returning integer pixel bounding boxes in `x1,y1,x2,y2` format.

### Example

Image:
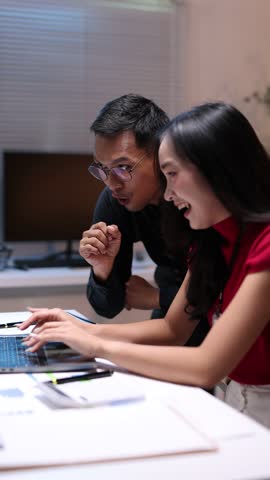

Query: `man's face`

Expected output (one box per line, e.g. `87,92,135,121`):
94,131,160,211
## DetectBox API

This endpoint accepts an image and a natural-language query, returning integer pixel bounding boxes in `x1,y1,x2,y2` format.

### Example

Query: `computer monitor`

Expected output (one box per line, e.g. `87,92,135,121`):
0,150,104,267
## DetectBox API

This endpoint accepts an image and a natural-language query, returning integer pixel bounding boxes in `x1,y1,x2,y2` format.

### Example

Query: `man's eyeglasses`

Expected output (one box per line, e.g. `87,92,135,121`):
88,153,147,182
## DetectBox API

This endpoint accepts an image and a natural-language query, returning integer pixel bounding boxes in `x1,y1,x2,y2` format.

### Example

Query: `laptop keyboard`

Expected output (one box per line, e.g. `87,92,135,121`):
0,336,47,368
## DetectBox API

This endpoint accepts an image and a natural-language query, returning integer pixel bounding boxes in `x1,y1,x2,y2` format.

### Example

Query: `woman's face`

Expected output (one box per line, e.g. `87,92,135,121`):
159,135,230,230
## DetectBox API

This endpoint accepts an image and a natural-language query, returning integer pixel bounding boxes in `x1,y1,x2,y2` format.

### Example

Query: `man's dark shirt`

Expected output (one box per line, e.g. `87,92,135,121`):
87,187,186,319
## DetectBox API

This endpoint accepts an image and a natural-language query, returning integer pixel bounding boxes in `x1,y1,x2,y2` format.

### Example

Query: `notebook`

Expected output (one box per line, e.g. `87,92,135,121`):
0,311,98,374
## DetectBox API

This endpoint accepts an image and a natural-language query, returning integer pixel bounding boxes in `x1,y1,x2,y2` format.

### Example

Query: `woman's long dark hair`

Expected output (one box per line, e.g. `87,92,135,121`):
157,102,270,320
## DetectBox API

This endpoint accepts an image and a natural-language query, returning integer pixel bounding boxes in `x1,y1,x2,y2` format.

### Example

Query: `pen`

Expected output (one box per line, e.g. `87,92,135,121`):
0,322,23,329
47,372,58,384
46,369,113,385
0,315,94,328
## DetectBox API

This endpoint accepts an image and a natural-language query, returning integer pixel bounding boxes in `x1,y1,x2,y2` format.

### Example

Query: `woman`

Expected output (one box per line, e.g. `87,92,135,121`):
20,102,270,427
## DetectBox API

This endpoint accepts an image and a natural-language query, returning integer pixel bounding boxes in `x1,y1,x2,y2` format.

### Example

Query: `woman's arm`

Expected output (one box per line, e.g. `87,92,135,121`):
20,272,197,347
96,270,270,387
21,270,270,388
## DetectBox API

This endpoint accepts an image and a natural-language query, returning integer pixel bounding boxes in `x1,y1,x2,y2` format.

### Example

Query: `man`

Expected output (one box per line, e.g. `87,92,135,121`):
79,94,208,345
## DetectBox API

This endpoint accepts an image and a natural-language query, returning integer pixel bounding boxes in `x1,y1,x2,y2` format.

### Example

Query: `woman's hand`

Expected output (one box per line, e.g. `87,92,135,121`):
19,307,100,357
19,307,92,332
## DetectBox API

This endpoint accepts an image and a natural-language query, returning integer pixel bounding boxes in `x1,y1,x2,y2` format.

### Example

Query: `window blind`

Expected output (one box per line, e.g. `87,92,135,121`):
0,0,182,152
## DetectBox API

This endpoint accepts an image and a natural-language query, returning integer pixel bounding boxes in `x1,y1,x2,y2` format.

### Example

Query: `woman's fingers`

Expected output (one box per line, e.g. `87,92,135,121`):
23,334,45,352
18,309,50,330
19,308,69,331
27,307,48,313
24,327,67,352
20,310,99,358
32,321,65,334
24,323,98,358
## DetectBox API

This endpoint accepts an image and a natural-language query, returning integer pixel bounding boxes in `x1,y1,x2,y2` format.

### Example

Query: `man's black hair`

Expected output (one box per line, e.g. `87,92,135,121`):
91,93,169,151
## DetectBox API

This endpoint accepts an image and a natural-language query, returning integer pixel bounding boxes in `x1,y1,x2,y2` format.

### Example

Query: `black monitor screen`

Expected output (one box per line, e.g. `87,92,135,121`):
2,151,104,242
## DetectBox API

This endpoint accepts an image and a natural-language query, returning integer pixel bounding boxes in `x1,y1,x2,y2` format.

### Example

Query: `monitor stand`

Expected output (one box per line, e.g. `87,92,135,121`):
13,240,89,269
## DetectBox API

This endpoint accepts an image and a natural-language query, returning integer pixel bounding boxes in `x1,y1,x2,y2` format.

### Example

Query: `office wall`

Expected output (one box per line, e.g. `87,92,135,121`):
178,0,270,147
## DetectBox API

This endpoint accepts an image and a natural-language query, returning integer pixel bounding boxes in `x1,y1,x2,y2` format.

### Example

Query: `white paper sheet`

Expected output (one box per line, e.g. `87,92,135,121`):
32,372,145,408
0,373,144,414
0,375,47,416
0,312,32,324
0,310,89,336
129,376,258,440
0,312,33,335
0,399,216,470
169,387,258,440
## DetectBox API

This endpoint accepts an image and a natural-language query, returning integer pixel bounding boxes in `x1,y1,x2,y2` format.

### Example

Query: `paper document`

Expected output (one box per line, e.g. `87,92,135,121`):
33,372,144,409
0,375,47,416
0,310,89,336
0,312,32,324
133,376,257,440
0,399,216,470
0,312,33,336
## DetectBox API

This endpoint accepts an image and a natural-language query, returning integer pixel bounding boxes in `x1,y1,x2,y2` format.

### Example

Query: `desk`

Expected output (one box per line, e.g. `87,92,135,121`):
0,371,270,479
1,295,270,480
0,263,155,322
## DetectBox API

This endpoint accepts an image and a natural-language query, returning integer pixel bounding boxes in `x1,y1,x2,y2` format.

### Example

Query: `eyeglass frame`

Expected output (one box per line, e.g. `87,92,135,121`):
88,152,148,183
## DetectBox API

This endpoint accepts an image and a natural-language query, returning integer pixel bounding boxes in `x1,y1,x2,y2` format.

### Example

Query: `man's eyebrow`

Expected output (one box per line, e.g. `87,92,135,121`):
95,156,131,166
93,158,104,167
111,156,132,164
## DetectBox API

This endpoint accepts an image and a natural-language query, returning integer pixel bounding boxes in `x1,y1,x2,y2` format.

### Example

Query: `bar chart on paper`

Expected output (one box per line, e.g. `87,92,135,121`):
0,388,23,398
0,375,42,416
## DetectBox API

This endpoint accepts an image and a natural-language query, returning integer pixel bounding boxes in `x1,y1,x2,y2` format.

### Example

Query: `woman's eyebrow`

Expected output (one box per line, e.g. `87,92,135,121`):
160,160,173,170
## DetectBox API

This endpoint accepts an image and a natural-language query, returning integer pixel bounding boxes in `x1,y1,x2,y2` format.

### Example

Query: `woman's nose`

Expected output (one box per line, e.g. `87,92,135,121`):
164,185,173,202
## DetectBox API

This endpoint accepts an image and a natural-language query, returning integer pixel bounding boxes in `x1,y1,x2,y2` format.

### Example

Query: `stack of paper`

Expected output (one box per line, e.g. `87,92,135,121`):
33,372,145,409
0,399,217,470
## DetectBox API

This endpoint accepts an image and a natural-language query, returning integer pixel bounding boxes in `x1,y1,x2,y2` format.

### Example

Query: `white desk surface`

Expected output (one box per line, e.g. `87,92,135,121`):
0,311,269,479
0,371,270,480
0,267,90,288
0,262,155,289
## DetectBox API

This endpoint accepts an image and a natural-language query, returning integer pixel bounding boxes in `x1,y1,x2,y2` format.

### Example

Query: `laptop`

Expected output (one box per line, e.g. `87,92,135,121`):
0,312,99,374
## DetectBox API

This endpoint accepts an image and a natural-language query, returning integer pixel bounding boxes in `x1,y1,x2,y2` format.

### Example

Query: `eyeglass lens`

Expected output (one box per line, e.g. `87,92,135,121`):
88,165,132,182
88,165,107,181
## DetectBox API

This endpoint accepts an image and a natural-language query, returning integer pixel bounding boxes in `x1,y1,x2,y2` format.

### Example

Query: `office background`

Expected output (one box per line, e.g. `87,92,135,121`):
0,0,269,323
